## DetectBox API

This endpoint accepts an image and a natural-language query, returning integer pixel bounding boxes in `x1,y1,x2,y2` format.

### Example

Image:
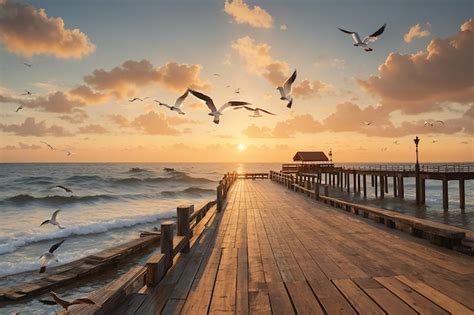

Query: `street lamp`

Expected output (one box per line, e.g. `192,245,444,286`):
329,149,333,163
414,136,420,204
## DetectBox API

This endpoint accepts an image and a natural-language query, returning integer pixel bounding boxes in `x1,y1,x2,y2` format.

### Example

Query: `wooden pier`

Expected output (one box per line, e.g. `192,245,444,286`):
283,163,473,210
68,172,473,314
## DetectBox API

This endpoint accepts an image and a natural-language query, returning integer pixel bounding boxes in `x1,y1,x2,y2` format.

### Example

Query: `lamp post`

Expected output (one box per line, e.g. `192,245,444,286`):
414,136,420,204
329,149,333,163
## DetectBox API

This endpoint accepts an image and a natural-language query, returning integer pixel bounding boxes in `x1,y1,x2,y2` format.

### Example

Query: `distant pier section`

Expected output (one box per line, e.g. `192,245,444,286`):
282,151,474,210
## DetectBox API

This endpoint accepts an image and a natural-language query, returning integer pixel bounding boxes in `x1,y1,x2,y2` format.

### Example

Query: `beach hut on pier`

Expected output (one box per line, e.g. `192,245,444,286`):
282,151,333,173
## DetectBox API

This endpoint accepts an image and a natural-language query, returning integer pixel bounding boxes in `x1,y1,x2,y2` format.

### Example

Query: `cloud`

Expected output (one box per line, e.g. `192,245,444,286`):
243,114,323,138
280,24,287,31
404,23,431,43
359,18,474,114
242,124,274,138
0,0,95,58
129,111,193,135
232,36,289,85
0,117,72,136
1,142,41,150
58,111,89,124
108,114,130,127
83,60,210,98
293,80,333,99
69,85,109,104
77,124,108,134
224,0,273,29
0,91,88,113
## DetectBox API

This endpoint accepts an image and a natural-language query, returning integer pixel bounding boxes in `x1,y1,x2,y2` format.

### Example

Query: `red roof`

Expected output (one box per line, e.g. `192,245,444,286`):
293,151,329,162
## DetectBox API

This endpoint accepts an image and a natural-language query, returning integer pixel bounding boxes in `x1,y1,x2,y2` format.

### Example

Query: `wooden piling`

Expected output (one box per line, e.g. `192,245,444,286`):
380,176,385,199
393,177,397,197
384,176,388,194
459,179,465,210
398,176,404,198
324,185,329,196
314,183,320,200
177,204,192,253
371,175,374,187
346,173,350,193
420,179,426,205
357,174,361,193
160,221,174,269
217,183,223,213
442,179,449,210
374,176,378,197
363,174,367,198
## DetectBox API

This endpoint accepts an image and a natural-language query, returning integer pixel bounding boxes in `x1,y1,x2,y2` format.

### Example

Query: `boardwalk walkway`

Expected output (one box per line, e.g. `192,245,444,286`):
120,179,474,314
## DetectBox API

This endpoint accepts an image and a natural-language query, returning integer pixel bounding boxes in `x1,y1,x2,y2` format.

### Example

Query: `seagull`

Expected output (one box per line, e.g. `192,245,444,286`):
393,140,400,145
39,240,65,273
129,97,147,102
236,106,275,118
432,139,438,143
234,88,240,94
154,90,189,115
22,90,32,96
40,210,64,229
381,147,388,152
364,121,373,126
41,141,55,150
226,85,231,88
277,69,297,108
23,63,32,67
338,23,386,52
424,120,445,127
188,89,251,124
39,291,96,310
15,106,23,112
55,185,73,193
213,73,220,77
62,150,72,156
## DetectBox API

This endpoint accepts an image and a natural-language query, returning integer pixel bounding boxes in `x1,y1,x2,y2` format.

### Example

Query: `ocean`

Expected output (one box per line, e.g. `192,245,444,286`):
0,162,472,314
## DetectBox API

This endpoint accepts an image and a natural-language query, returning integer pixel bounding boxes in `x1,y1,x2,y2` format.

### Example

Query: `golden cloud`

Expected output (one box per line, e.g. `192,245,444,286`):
0,0,95,58
77,124,108,134
17,91,87,113
293,79,333,99
359,18,474,114
0,117,72,137
404,23,431,43
69,85,109,104
224,0,273,29
83,60,210,98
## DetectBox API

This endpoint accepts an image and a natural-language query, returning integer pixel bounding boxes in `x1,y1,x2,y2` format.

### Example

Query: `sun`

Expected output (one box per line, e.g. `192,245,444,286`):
237,143,245,151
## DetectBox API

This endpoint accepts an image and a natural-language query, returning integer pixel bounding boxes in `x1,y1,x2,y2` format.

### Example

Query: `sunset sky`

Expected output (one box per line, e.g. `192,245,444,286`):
0,0,472,163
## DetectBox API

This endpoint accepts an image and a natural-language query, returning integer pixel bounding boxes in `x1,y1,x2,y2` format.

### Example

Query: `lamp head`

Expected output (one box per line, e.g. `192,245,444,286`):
414,136,420,145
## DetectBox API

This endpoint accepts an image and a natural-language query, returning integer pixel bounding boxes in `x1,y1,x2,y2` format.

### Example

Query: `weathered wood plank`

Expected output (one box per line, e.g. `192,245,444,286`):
333,278,385,315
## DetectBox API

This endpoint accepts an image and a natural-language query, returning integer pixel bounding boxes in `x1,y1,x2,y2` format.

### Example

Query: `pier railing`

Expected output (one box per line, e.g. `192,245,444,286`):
67,172,238,315
341,163,473,173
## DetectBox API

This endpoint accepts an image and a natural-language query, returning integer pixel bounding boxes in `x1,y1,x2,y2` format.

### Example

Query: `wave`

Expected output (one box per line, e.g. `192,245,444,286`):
65,175,104,183
3,194,120,206
160,187,215,198
111,174,216,186
0,211,175,256
126,167,150,173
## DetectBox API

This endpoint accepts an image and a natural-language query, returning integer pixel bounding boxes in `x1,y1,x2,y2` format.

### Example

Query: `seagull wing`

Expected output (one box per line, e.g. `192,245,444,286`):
188,90,217,113
51,209,61,221
256,108,276,115
174,90,189,108
435,120,445,125
242,106,256,111
369,23,386,38
283,70,297,95
338,28,362,44
219,101,251,113
49,240,65,253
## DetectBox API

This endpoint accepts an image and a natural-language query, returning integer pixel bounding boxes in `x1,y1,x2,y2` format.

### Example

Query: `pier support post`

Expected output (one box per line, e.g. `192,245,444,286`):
371,175,374,187
305,181,311,197
374,176,378,197
384,176,389,194
363,174,367,198
398,176,404,199
346,173,350,193
420,179,426,205
217,183,223,213
325,173,328,185
161,221,174,269
177,204,192,252
324,185,329,196
380,176,385,199
459,179,465,210
442,179,449,210
353,173,357,193
393,177,397,197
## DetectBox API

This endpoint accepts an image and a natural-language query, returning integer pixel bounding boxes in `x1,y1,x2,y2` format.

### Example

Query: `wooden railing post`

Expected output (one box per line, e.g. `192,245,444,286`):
315,183,320,200
217,183,223,213
160,221,174,270
177,204,192,252
324,185,329,196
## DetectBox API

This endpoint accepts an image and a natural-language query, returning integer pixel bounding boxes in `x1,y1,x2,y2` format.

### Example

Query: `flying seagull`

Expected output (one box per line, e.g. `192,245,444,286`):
23,63,32,68
22,90,32,96
237,106,275,118
55,185,73,193
40,291,96,310
213,73,220,77
129,97,148,102
381,147,388,152
40,209,64,229
424,120,445,127
154,90,189,115
188,89,250,124
234,88,240,94
432,139,439,143
338,23,386,52
41,141,55,150
393,140,400,145
39,240,65,273
364,121,373,126
15,106,23,112
277,69,297,108
62,150,72,156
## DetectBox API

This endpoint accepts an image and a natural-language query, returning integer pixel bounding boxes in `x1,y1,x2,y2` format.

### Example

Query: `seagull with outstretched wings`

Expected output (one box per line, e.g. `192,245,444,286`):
338,23,386,52
154,90,190,115
277,69,297,108
236,106,275,118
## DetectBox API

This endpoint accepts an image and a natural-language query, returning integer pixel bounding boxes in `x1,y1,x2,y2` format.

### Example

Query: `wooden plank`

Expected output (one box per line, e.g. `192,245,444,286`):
285,281,324,315
332,279,384,315
209,247,238,313
396,275,473,314
236,247,249,315
354,278,417,315
375,276,449,315
266,281,295,314
307,278,356,315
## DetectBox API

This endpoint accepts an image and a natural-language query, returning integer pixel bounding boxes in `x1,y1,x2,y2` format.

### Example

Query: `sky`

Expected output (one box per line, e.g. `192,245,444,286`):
0,0,473,163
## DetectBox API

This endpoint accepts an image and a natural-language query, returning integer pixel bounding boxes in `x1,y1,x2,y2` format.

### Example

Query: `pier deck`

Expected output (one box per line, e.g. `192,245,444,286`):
119,179,474,314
